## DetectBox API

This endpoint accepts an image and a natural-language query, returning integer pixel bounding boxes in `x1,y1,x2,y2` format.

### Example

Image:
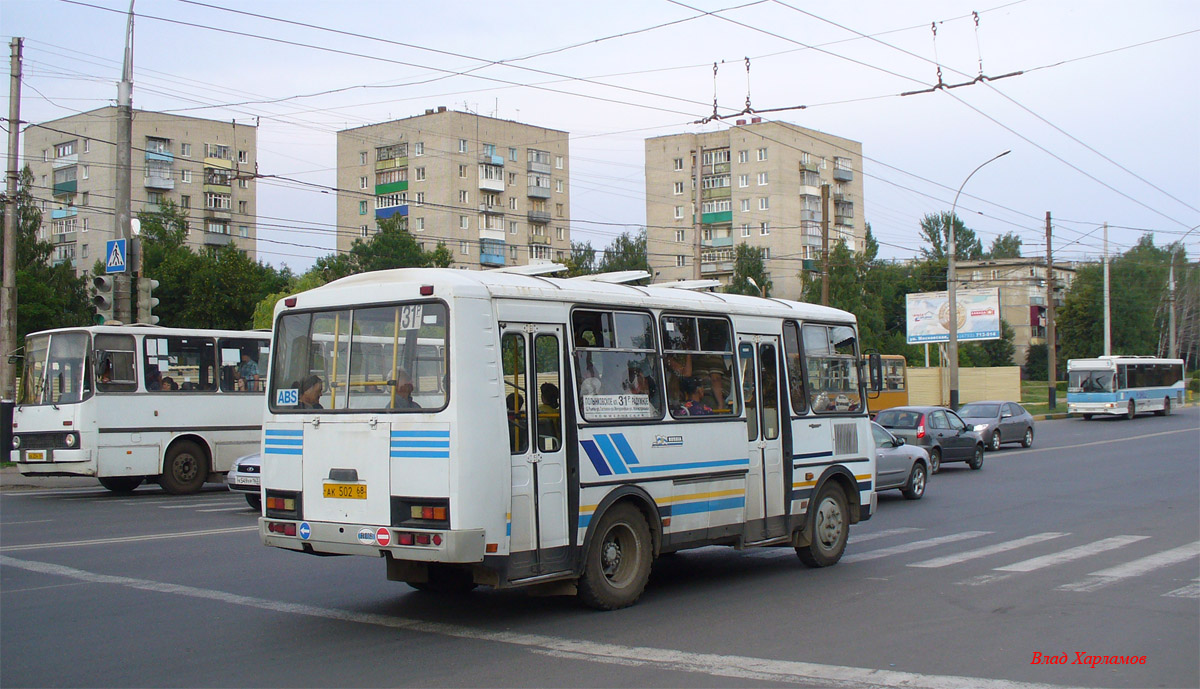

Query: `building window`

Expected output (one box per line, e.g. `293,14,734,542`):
760,222,770,235
359,151,368,165
238,225,249,238
359,176,368,189
81,165,89,180
674,206,683,219
738,150,748,164
673,158,684,171
83,139,90,153
206,220,229,234
180,170,192,183
673,181,684,195
460,240,469,254
359,200,368,215
482,143,496,157
459,139,468,153
555,155,564,170
757,148,768,161
205,192,231,210
759,197,769,210
361,226,369,237
676,255,687,267
555,203,564,217
738,174,748,188
82,218,89,232
556,227,564,241
508,172,517,185
414,142,424,156
555,179,564,193
55,140,77,158
757,172,768,185
42,149,48,162
674,229,685,243
459,190,469,203
460,216,469,230
81,192,88,206
180,195,190,209
509,197,517,210
415,217,425,231
180,143,191,157
741,224,751,237
238,178,248,189
81,244,88,258
238,200,247,214
415,167,426,182
205,143,231,159
740,199,750,212
458,165,467,178
509,245,518,260
238,150,248,164
414,192,424,206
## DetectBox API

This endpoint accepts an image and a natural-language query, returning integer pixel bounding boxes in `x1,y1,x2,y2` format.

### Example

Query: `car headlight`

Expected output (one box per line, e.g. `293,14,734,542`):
11,435,19,450
973,424,989,432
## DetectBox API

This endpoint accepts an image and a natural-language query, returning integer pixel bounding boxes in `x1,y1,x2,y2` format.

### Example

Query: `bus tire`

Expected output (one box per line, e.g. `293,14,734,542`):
577,502,653,610
1156,398,1170,416
968,444,985,470
159,440,208,495
1126,401,1136,420
408,565,477,594
797,482,848,568
98,476,142,493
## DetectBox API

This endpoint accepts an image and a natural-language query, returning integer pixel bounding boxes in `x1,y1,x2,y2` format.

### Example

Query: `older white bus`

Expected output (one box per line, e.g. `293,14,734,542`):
259,267,878,609
11,324,270,493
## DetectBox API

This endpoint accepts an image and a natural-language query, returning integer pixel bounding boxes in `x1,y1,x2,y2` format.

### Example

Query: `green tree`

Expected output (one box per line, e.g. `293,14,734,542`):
349,216,447,273
597,230,650,274
987,232,1023,259
960,319,1016,367
1,167,93,340
726,243,772,297
919,211,983,262
564,240,597,277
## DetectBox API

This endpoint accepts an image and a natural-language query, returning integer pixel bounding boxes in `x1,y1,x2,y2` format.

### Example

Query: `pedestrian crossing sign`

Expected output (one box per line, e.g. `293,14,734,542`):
105,239,127,274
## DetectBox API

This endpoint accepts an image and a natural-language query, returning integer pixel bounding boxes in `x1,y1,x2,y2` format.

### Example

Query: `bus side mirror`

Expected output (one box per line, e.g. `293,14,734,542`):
868,353,883,393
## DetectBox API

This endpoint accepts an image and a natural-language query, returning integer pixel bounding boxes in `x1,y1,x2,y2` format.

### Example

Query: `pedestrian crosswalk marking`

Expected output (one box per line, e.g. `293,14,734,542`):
909,532,1068,569
994,535,1149,573
841,531,990,564
745,527,927,560
1058,542,1200,592
1163,579,1200,599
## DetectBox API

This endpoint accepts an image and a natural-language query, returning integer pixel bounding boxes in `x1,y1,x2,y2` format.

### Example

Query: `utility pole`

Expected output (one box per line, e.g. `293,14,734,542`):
1045,212,1056,410
1103,222,1111,356
692,135,702,280
2,38,23,417
820,182,830,306
1168,262,1177,359
114,1,136,323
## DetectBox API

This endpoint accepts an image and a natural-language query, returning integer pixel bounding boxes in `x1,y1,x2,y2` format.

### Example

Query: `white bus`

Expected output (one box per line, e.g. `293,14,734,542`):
259,267,879,609
1067,356,1186,419
11,324,271,493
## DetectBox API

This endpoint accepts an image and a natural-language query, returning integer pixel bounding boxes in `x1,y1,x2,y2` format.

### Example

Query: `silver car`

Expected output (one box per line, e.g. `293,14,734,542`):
225,452,261,510
956,401,1035,451
871,422,929,500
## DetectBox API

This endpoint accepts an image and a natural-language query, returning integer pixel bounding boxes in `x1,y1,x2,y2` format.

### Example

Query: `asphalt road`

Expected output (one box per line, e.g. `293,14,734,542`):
2,408,1197,689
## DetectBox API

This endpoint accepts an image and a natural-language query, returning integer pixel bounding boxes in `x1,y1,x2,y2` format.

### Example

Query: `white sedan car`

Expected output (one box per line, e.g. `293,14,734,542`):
225,452,261,510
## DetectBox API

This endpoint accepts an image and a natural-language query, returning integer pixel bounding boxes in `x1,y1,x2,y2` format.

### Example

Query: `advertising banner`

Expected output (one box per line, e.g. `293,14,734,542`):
905,288,1001,344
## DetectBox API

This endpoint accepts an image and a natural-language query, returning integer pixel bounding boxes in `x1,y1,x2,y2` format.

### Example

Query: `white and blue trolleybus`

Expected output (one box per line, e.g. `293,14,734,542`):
259,267,880,609
1066,356,1185,420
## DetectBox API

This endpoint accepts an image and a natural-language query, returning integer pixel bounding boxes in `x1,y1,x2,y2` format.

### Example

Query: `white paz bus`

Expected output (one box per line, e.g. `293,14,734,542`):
1066,356,1186,419
11,324,270,493
259,267,880,609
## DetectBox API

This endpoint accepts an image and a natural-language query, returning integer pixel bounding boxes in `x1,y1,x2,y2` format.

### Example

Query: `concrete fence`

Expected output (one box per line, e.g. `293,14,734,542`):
907,366,1022,406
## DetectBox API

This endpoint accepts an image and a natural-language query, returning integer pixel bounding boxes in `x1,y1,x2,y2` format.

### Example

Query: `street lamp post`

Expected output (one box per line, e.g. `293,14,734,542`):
746,276,766,298
947,150,1010,410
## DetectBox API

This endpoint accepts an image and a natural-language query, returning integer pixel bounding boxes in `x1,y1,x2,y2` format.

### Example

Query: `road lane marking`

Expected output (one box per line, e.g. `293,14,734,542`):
909,533,1068,569
995,535,1149,572
957,573,1014,587
745,527,925,560
158,501,239,509
0,526,257,552
0,554,1093,689
841,531,990,564
0,519,55,526
998,426,1197,458
1163,579,1200,599
1058,542,1200,592
199,507,253,513
851,527,924,544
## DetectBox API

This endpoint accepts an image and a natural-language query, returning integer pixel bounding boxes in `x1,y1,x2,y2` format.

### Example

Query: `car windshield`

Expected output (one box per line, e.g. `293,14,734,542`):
874,409,921,429
1069,370,1114,393
958,403,999,418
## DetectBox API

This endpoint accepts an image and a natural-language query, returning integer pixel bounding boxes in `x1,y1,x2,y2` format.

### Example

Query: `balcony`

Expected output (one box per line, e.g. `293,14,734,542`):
702,235,733,248
527,159,551,174
527,210,550,224
145,150,174,163
53,180,77,197
375,181,408,195
50,207,77,220
479,228,505,243
480,154,505,166
204,207,232,220
701,187,731,200
478,202,503,214
375,205,408,220
478,174,505,193
700,261,734,275
527,185,551,199
835,216,854,228
480,249,506,267
799,160,819,172
707,161,731,174
53,232,76,244
528,233,550,245
801,209,822,222
203,232,233,246
833,167,853,182
52,153,78,170
701,210,732,224
799,184,821,198
204,156,233,170
375,157,407,171
145,175,175,190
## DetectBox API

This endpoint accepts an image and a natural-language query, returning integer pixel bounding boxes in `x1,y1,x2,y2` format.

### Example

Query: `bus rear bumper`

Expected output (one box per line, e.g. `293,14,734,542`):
259,518,487,562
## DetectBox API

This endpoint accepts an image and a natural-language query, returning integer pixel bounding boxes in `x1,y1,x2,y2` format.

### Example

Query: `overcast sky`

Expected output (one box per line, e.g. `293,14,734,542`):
5,0,1198,272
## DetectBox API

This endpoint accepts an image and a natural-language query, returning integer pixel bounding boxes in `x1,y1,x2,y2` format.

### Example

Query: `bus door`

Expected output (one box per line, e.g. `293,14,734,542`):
502,324,569,576
739,336,787,541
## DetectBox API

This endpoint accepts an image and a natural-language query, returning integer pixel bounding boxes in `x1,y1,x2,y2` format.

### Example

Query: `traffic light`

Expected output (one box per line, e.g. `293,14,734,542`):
92,275,115,324
136,277,160,325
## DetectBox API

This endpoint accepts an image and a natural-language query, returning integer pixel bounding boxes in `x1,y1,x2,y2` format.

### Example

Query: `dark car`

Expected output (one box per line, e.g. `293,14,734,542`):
957,401,1035,451
871,422,929,500
873,405,985,474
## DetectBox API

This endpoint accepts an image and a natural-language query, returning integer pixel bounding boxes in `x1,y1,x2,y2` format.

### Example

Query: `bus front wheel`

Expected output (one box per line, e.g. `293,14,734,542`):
1126,401,1136,420
159,440,208,495
98,476,142,493
578,502,653,610
797,482,848,568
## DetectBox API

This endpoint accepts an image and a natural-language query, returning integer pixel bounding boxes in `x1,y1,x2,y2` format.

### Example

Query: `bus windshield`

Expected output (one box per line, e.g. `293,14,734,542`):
19,331,92,405
270,302,449,412
1069,370,1114,393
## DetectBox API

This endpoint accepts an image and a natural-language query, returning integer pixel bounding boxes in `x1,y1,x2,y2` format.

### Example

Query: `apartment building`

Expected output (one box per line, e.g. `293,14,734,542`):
645,119,865,300
336,107,571,269
955,257,1076,366
23,107,258,273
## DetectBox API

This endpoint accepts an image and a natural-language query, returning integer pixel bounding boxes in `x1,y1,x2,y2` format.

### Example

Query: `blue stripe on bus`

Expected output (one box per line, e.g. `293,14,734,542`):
264,438,303,446
593,435,629,474
669,496,746,516
264,448,303,455
265,429,303,436
793,451,833,461
390,451,450,459
390,440,450,448
580,440,612,477
627,458,749,473
578,513,594,529
610,433,641,466
391,430,450,438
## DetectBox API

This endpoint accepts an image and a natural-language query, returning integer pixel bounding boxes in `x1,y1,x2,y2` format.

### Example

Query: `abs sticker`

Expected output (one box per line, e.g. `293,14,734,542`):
356,528,376,545
276,388,299,406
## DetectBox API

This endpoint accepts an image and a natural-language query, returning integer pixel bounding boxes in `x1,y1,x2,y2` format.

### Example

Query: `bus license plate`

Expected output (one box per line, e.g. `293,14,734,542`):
25,450,46,461
323,483,366,500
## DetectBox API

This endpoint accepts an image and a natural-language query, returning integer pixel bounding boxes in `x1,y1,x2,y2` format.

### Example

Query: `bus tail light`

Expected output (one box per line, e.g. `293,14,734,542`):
392,497,450,527
394,532,443,546
265,490,302,519
266,521,297,536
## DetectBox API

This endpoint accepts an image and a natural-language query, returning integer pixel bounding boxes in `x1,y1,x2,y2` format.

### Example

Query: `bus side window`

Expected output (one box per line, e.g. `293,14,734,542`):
502,333,528,454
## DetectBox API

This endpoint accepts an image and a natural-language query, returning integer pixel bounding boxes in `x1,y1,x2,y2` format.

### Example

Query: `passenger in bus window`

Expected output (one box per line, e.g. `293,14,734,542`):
238,351,260,391
678,377,713,416
391,369,421,409
146,368,162,391
579,353,602,396
98,358,113,383
161,376,178,391
297,375,324,409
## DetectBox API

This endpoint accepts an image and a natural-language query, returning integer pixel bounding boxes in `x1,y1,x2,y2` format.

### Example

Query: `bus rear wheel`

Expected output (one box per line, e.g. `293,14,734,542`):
578,502,653,610
98,476,142,493
1156,398,1171,416
797,482,848,568
1126,401,1136,420
159,440,208,495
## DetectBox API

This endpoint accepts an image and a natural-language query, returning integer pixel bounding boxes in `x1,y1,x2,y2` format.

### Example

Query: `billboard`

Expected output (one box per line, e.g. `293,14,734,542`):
905,288,1001,344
